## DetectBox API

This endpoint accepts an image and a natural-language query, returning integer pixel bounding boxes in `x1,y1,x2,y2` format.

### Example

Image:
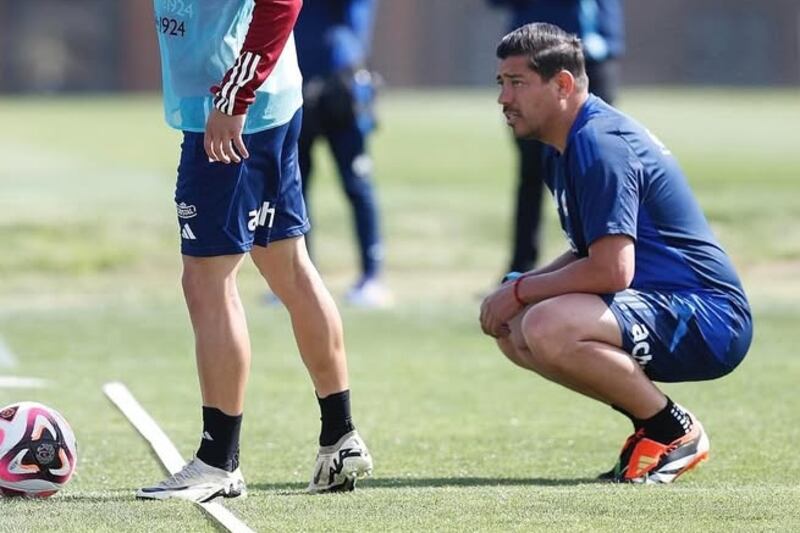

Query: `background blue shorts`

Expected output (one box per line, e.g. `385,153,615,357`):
602,289,753,382
174,109,309,257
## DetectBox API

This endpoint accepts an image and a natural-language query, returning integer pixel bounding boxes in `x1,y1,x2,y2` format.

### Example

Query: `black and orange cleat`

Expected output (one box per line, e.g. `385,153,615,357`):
598,428,645,481
614,418,710,484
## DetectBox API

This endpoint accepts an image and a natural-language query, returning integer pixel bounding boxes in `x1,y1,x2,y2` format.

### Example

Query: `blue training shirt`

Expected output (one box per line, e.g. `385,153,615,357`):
543,95,749,312
153,0,303,133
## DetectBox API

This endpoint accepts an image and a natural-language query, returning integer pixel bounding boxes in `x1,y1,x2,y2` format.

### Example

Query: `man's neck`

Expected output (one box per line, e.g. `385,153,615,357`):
549,92,590,154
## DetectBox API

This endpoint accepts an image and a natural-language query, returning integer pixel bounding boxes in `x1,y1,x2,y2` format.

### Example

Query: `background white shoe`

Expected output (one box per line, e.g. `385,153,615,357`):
136,457,246,503
345,278,394,309
307,430,373,493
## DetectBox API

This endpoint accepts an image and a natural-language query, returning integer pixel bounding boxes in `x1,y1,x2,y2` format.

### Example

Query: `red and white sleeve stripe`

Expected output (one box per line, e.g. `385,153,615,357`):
211,0,302,116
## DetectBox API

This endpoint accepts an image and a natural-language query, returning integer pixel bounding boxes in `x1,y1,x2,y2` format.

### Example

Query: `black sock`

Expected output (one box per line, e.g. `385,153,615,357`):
196,407,242,472
317,390,355,446
641,398,692,444
611,404,644,431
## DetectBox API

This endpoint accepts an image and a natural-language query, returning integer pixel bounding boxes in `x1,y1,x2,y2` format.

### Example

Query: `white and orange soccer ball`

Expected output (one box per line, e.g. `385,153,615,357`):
0,401,77,498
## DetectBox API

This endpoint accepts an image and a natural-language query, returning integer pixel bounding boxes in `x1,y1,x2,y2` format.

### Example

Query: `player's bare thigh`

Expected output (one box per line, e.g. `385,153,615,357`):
513,293,623,356
182,253,246,293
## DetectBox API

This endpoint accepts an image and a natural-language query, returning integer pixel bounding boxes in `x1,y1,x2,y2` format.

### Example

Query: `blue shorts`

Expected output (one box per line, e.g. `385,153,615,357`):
602,289,752,383
174,109,309,257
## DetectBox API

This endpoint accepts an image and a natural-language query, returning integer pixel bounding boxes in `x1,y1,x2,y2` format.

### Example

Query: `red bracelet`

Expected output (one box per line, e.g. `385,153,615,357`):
512,275,528,307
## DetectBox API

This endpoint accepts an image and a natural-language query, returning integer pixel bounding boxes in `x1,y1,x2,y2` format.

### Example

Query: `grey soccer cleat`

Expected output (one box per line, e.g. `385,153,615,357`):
136,456,246,503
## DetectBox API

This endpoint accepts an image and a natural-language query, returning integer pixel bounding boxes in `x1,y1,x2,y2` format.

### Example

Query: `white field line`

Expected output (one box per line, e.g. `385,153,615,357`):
0,376,48,389
102,382,255,533
0,337,17,368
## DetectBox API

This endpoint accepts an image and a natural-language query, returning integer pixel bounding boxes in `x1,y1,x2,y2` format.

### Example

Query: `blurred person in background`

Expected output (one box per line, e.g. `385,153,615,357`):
138,0,373,502
293,0,392,308
481,23,752,483
487,0,624,276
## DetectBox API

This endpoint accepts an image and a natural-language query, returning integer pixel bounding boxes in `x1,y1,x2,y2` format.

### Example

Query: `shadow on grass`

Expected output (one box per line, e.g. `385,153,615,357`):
252,476,601,494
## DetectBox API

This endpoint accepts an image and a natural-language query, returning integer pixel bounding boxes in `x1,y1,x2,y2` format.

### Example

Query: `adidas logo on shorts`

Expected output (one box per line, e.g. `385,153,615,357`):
181,224,197,240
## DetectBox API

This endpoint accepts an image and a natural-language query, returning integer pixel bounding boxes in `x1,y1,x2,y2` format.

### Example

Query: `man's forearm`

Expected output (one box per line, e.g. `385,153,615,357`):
522,249,579,277
515,253,629,305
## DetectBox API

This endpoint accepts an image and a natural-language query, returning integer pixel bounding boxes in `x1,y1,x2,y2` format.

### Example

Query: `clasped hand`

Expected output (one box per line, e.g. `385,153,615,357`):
479,282,523,339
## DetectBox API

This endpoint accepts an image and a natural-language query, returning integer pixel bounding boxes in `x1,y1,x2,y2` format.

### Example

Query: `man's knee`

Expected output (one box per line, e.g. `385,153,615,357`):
253,240,323,303
181,257,238,308
492,312,545,373
519,303,576,372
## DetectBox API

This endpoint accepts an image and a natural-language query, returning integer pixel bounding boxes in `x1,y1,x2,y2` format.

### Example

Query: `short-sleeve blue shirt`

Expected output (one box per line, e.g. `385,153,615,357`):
543,95,748,312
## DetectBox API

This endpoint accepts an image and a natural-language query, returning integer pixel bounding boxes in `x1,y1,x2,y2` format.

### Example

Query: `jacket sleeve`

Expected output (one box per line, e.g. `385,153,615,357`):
212,0,303,116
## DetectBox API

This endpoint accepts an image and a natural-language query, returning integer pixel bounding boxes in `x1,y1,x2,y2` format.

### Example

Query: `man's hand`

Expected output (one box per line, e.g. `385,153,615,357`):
204,109,250,164
479,282,523,338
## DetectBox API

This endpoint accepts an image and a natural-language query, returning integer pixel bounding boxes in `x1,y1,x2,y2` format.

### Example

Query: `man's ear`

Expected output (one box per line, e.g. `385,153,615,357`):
555,70,576,98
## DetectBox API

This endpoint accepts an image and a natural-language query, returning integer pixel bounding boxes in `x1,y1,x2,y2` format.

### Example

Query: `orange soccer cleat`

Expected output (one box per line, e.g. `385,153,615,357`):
613,419,710,484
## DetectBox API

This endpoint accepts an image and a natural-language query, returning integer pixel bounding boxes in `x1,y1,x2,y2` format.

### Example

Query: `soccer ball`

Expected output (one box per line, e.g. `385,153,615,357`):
0,401,77,498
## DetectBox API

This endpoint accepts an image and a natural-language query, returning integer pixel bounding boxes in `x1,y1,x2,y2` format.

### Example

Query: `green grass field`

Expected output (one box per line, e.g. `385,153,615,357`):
1,89,799,532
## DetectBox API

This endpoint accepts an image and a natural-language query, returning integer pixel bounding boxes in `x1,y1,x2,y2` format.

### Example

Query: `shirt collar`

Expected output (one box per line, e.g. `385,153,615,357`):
565,93,600,151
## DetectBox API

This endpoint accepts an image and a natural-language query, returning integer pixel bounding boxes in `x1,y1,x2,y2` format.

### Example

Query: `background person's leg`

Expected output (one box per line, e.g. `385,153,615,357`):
509,138,546,273
327,126,382,283
586,59,621,105
298,107,318,256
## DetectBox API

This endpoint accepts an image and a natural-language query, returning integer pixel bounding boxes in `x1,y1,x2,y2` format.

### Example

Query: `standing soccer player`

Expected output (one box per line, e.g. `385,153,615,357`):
138,0,372,502
481,23,753,483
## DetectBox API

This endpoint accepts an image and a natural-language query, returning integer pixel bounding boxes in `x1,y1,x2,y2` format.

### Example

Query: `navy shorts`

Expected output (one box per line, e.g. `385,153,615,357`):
174,109,309,257
602,289,752,383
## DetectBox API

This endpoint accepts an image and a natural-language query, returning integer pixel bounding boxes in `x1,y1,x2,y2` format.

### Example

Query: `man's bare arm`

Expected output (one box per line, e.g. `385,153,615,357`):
481,235,635,338
516,235,635,305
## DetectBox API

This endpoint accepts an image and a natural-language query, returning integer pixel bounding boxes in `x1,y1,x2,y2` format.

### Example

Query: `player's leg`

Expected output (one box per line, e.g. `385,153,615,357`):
262,103,319,308
183,254,250,414
514,294,665,417
252,239,347,395
251,238,372,493
596,290,751,482
503,293,707,483
508,138,546,273
326,125,391,307
250,110,372,492
138,133,256,502
497,312,607,403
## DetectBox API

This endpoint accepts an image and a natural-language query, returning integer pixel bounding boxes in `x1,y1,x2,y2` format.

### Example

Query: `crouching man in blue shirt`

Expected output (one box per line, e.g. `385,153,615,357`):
481,23,752,484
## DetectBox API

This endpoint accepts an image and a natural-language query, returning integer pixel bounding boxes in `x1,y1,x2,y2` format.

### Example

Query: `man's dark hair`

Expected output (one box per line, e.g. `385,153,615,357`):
496,23,588,89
